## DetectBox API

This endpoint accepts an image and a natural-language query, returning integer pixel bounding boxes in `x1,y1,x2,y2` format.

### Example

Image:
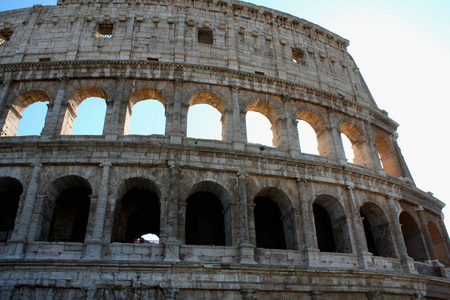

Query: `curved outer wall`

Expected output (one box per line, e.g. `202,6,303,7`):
0,0,449,299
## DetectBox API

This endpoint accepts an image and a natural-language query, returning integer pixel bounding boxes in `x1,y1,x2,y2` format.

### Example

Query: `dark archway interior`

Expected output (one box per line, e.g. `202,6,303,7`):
399,212,428,261
114,189,160,243
254,197,286,250
313,203,336,252
361,212,378,256
0,186,22,242
185,192,225,246
48,187,90,242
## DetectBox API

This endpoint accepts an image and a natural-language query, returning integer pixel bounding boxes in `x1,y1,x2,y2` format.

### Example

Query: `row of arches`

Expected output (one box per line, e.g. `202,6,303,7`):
1,175,448,266
0,86,403,177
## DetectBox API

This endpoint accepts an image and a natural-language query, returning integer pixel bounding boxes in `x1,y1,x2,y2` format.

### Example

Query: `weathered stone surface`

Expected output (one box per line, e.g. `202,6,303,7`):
0,0,449,299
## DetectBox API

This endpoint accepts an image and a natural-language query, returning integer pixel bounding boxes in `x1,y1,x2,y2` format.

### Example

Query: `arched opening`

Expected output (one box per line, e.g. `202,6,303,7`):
185,181,232,246
246,101,282,147
253,188,297,250
428,221,450,266
341,133,354,162
41,176,92,242
0,177,23,242
128,100,165,135
340,123,371,167
313,195,352,253
112,178,161,243
360,202,396,257
72,97,107,135
1,90,49,136
375,135,402,177
297,111,331,156
187,92,226,141
125,89,167,135
399,211,428,261
61,87,107,135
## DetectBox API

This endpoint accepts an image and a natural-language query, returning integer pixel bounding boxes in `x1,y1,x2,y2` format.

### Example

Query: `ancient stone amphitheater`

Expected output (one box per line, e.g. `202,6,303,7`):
0,0,449,299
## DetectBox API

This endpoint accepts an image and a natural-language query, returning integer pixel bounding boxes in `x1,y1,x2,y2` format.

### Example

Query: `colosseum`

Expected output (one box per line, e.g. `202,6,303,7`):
0,0,449,299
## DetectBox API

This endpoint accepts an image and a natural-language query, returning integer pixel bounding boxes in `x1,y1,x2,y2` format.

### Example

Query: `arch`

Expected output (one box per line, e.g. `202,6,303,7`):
428,221,450,266
125,88,167,135
297,111,331,156
185,181,232,246
0,177,23,242
41,175,92,242
1,90,49,136
313,195,352,253
399,211,428,261
340,122,371,167
187,92,226,140
246,101,282,147
112,177,161,243
253,187,298,250
375,135,402,177
359,202,396,257
61,86,107,135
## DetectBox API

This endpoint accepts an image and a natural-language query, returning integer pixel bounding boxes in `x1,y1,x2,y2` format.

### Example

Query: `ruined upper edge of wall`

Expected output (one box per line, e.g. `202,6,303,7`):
53,0,350,48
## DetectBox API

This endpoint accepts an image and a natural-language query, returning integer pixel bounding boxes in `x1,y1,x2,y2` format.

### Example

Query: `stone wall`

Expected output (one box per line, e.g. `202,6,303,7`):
0,0,449,299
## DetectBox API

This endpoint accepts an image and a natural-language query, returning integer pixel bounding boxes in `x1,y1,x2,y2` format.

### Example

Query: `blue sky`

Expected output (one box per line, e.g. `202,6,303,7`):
2,1,450,230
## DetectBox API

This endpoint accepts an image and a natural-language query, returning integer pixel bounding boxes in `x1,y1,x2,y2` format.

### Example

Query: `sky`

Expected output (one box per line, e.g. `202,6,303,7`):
2,1,450,231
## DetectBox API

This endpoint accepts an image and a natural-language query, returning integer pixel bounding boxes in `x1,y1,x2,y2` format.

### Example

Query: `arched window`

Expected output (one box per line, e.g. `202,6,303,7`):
128,100,165,135
186,192,225,246
0,177,23,242
253,188,297,250
40,176,92,242
340,123,371,167
246,101,282,147
297,111,331,156
1,90,49,136
187,92,226,141
112,178,161,243
428,221,450,266
313,195,352,253
360,202,396,257
375,135,401,177
72,97,107,135
61,87,107,135
399,211,428,261
125,89,167,135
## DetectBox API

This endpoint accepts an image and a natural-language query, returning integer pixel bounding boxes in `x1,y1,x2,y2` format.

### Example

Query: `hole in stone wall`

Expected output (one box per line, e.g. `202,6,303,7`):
96,23,113,38
0,30,13,45
0,178,23,242
399,211,428,262
313,203,337,252
198,28,213,44
341,133,355,162
246,111,273,147
292,48,305,65
297,120,319,155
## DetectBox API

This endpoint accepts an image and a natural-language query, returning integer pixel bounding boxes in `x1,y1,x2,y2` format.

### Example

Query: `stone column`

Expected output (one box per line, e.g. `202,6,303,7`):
84,163,111,260
104,76,126,140
387,197,417,274
231,84,246,150
437,216,450,256
297,178,321,267
237,170,256,264
167,78,184,144
363,120,384,173
164,161,182,262
415,206,437,261
6,163,43,258
0,79,12,116
346,185,374,270
391,134,415,183
41,76,68,139
326,109,347,163
282,94,301,158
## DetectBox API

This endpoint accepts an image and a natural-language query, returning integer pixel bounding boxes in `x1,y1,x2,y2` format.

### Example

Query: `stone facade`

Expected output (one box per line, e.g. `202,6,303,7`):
0,0,449,299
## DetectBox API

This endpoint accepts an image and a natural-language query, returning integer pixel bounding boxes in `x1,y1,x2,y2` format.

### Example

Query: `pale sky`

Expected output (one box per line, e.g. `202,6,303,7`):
2,1,450,231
